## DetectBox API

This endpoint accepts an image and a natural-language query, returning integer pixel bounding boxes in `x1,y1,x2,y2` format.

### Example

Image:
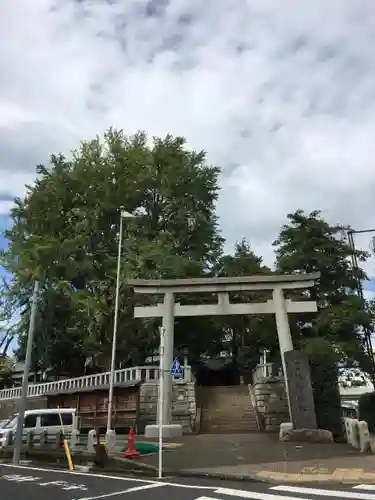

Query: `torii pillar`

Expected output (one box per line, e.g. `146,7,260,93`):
129,272,320,437
161,290,175,426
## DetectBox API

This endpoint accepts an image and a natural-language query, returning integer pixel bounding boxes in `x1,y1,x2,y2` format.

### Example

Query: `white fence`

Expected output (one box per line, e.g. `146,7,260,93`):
339,385,373,399
343,417,372,453
0,364,192,401
252,362,281,382
252,362,374,403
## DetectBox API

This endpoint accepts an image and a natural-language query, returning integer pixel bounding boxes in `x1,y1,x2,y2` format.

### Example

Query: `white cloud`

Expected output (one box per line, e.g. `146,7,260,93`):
0,201,14,215
364,291,375,303
1,0,375,269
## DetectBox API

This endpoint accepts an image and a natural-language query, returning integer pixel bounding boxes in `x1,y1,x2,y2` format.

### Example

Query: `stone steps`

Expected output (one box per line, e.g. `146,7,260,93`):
202,422,259,432
200,385,260,433
204,412,257,419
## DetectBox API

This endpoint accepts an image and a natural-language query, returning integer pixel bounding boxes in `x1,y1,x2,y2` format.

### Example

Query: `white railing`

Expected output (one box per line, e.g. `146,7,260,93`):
0,364,192,401
252,362,278,382
252,362,374,403
339,386,373,400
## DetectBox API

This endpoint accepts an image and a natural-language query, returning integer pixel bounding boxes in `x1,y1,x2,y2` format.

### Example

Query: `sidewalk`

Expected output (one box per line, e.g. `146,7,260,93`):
136,433,375,484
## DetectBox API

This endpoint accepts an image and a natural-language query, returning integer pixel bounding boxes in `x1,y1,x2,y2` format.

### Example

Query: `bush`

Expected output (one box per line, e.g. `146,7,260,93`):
303,338,342,439
358,392,375,432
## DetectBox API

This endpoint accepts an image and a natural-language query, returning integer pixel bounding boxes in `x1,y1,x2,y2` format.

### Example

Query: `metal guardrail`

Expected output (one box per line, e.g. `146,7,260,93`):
0,429,114,454
2,430,75,450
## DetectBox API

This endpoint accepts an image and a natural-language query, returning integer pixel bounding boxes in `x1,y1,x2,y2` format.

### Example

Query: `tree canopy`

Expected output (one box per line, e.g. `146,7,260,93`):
274,209,374,369
1,129,223,375
0,130,374,380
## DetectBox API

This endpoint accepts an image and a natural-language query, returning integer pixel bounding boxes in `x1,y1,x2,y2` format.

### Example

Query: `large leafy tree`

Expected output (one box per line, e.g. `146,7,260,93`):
273,209,373,370
1,129,223,375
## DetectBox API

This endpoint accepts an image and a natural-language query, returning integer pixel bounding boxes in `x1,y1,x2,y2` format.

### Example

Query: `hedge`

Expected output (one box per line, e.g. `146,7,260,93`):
303,338,342,439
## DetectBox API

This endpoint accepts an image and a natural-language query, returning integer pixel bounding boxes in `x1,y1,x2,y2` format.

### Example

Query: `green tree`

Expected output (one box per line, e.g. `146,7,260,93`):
303,337,342,438
273,209,373,367
0,280,17,356
1,130,223,373
0,355,14,389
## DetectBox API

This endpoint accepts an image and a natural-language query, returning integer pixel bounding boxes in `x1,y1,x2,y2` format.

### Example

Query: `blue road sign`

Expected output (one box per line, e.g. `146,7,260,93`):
171,357,183,377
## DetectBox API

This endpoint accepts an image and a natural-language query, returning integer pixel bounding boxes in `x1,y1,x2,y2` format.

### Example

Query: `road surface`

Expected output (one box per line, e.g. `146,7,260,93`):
1,463,375,499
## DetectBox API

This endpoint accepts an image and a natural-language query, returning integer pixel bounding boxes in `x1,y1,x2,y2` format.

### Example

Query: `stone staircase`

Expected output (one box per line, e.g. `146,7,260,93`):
200,385,260,433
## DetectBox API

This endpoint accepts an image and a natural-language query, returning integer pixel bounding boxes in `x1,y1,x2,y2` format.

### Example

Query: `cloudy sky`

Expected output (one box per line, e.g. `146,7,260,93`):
1,0,375,294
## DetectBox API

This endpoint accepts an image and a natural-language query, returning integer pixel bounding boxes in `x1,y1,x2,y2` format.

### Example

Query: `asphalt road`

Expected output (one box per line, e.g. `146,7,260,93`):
1,463,375,499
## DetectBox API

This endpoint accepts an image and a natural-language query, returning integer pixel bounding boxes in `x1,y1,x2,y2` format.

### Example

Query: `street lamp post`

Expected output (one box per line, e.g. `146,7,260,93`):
347,228,375,383
106,208,138,435
12,280,40,465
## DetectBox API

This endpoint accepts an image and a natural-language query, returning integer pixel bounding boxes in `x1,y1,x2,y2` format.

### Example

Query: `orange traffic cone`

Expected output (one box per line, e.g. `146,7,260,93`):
123,426,140,458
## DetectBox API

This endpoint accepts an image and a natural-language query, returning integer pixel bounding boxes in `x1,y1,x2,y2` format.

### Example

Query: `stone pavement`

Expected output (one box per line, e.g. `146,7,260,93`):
136,433,375,484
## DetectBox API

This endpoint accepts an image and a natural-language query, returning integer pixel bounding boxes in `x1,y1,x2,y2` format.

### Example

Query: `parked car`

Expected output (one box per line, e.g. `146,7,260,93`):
0,408,78,448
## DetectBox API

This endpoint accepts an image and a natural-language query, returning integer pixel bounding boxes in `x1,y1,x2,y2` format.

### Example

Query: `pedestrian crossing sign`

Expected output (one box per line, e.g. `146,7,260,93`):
171,357,183,377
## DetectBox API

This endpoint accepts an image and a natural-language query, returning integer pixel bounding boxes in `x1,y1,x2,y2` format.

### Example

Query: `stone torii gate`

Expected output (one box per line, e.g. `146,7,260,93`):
129,272,320,437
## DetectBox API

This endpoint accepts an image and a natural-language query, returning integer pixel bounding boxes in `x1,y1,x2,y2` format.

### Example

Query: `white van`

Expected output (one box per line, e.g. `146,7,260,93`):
0,408,78,447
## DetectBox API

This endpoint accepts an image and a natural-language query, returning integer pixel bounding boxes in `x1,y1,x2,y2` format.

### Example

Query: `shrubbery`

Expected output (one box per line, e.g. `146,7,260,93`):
303,338,342,439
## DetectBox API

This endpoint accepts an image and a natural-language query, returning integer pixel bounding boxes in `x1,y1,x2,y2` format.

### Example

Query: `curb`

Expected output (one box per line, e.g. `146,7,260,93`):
163,469,263,483
161,469,375,486
254,470,375,485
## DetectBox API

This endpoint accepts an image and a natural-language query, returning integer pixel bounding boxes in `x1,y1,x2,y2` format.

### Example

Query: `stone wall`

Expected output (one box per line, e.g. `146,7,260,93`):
139,381,196,433
252,377,288,432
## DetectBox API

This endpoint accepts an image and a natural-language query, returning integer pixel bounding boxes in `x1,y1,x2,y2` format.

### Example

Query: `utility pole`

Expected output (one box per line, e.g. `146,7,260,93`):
12,280,39,464
347,229,375,384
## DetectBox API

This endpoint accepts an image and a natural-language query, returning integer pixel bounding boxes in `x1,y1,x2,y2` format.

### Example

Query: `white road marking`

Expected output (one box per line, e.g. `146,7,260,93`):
38,480,88,491
62,484,89,491
161,482,213,490
0,462,214,489
3,474,41,482
271,485,375,499
355,486,375,491
74,482,165,500
1,463,157,484
195,497,221,500
2,474,88,491
39,481,69,486
72,491,138,500
215,487,313,500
